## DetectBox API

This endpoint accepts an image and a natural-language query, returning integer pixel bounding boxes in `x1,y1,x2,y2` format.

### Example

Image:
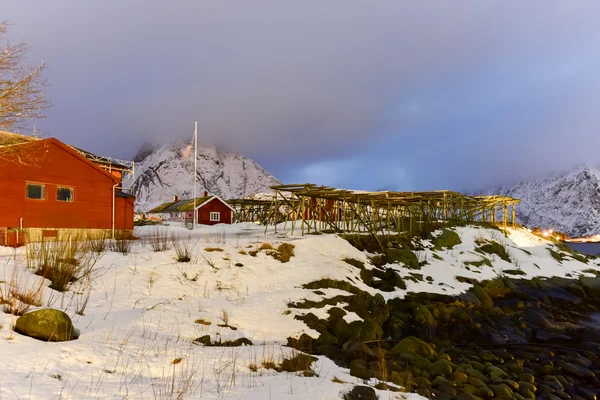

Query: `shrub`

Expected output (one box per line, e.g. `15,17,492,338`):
0,268,45,316
259,243,273,250
111,235,134,254
87,231,108,253
271,243,295,263
26,233,99,292
173,235,195,262
147,227,170,252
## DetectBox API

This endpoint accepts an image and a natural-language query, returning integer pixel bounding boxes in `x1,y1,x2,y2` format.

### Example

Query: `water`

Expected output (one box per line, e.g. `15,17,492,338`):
564,242,600,256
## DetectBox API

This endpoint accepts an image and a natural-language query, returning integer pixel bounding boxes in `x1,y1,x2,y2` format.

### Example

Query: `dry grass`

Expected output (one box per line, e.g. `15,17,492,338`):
173,235,196,263
147,228,171,252
331,376,346,384
237,250,247,255
87,231,108,253
248,363,259,372
26,232,99,292
194,319,211,326
0,268,45,316
111,235,134,254
258,243,273,250
205,247,223,252
270,243,295,263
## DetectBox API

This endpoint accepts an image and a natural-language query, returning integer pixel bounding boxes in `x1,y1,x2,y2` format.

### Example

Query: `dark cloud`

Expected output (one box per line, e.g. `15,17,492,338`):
4,1,600,190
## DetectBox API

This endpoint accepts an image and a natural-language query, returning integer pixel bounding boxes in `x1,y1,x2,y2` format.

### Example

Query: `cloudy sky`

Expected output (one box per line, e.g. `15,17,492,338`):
4,1,600,191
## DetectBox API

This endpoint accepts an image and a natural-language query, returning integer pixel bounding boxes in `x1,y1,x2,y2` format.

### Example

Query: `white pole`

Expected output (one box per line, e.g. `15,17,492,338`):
193,121,198,229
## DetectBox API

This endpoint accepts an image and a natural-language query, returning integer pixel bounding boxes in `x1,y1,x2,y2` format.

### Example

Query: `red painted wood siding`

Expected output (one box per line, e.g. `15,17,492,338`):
0,139,134,230
197,199,232,225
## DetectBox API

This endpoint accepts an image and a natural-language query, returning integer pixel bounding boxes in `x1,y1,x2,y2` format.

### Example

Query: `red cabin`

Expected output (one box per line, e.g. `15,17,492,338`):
148,194,233,226
0,133,135,244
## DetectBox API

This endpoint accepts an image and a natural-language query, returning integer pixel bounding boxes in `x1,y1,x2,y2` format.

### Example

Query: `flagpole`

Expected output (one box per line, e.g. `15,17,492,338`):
193,121,198,229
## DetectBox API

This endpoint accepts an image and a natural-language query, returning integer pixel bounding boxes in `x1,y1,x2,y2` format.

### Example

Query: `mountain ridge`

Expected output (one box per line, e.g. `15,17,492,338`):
130,142,281,212
495,164,600,237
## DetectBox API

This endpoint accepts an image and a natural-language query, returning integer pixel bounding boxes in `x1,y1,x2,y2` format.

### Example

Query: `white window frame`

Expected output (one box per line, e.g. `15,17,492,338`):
209,212,220,222
56,186,74,202
26,183,45,200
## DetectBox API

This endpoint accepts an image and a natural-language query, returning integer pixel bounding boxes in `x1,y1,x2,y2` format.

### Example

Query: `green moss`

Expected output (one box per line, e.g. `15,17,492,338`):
432,253,443,261
548,247,565,263
302,279,361,294
342,258,365,269
503,269,526,276
519,248,532,256
385,248,420,270
464,256,493,268
478,241,511,263
433,229,462,250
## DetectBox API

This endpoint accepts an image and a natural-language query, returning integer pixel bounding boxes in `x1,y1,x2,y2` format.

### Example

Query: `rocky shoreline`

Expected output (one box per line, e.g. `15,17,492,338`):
288,245,600,399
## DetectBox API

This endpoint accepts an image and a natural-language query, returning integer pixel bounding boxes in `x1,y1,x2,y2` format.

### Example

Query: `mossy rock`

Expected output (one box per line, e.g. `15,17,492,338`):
478,241,511,263
391,336,437,358
428,359,453,378
15,309,77,342
359,268,374,285
384,248,420,270
472,285,494,308
433,229,462,250
280,353,318,373
315,331,339,347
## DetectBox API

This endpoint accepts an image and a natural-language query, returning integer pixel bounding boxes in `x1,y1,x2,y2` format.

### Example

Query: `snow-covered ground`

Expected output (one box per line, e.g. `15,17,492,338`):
0,223,598,399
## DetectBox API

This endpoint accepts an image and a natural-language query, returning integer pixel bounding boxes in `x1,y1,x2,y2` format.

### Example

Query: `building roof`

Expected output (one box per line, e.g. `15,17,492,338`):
0,130,132,172
148,196,234,214
0,130,39,147
148,197,214,214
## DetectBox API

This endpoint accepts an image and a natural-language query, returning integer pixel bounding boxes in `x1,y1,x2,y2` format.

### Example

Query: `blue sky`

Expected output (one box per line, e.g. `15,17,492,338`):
4,1,600,191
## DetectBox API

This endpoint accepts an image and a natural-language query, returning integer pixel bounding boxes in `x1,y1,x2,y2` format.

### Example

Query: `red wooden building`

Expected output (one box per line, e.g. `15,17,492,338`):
148,193,233,226
0,132,135,246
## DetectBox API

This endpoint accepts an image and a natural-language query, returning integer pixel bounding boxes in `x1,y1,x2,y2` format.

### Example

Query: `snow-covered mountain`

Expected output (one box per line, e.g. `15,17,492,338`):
130,142,281,211
497,165,600,237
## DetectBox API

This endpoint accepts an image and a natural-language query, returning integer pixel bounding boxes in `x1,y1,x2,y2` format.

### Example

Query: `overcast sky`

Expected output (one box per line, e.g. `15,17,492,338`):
4,1,600,191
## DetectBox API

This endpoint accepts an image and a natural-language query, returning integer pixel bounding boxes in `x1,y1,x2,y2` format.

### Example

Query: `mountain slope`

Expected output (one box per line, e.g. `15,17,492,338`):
131,143,281,211
498,165,600,237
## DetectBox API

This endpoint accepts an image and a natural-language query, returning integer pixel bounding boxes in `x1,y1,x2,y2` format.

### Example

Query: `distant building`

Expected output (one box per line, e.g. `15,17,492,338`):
0,131,135,246
148,192,233,226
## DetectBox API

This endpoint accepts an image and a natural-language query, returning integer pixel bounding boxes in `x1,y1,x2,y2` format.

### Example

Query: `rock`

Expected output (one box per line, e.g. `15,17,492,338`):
193,335,212,345
579,276,600,297
349,360,372,380
518,373,535,384
475,386,495,398
344,386,377,400
487,366,508,379
15,309,77,342
433,229,462,249
315,331,338,347
560,361,595,379
391,336,437,358
468,377,486,388
384,248,420,269
428,359,453,378
452,371,469,383
472,286,494,308
524,310,555,329
413,376,431,388
412,356,432,370
489,383,513,397
232,337,253,346
456,394,482,400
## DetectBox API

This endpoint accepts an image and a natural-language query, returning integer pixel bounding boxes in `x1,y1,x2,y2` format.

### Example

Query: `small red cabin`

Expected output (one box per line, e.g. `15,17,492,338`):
0,132,135,243
148,194,233,226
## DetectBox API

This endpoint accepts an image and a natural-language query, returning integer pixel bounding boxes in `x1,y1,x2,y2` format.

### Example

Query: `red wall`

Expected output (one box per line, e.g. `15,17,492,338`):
0,139,134,230
197,198,232,225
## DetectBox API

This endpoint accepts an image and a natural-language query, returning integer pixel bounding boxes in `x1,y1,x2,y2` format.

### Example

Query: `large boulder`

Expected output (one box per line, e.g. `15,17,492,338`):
344,385,377,400
384,248,420,270
391,336,437,358
15,309,77,342
433,229,462,250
